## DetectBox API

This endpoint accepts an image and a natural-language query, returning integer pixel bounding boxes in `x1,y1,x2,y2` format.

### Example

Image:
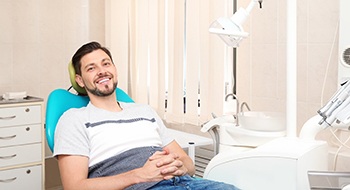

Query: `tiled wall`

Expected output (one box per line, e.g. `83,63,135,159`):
236,0,350,171
0,0,105,108
236,0,339,134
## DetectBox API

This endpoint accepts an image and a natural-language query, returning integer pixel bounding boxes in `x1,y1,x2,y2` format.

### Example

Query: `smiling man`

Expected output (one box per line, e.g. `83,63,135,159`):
53,41,239,190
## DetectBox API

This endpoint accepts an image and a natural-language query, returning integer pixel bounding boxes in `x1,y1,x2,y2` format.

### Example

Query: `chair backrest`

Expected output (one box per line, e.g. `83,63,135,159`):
45,88,134,152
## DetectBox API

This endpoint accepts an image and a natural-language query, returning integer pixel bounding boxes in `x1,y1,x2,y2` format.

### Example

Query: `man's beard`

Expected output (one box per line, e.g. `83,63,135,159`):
85,81,118,97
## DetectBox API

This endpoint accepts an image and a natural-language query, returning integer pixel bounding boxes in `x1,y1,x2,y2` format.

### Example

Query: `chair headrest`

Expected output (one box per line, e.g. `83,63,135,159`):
68,61,87,95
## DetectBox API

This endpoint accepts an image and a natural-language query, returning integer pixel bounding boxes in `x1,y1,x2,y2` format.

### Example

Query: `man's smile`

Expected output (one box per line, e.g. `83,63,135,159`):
95,76,112,85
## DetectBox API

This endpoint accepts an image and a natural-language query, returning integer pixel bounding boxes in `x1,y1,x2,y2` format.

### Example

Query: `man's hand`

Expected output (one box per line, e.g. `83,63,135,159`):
141,149,188,181
152,148,188,179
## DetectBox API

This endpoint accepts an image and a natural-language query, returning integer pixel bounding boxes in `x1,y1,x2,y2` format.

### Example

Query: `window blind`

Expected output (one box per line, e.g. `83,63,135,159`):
106,0,234,126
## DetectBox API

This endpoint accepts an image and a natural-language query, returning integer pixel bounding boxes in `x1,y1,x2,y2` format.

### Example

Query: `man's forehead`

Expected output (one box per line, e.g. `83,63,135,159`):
81,50,111,65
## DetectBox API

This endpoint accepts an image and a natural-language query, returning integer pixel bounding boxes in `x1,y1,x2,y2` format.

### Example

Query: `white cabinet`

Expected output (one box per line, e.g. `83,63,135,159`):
0,97,44,190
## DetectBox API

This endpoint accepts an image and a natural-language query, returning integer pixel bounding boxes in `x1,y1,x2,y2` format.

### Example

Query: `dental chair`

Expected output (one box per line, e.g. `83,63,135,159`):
45,62,134,152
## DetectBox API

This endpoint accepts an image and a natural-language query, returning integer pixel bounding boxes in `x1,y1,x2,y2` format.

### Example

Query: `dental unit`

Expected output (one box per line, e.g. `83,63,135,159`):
202,0,350,189
201,81,350,189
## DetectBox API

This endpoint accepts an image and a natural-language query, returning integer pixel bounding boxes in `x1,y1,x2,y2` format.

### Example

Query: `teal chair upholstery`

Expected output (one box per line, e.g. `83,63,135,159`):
45,88,134,152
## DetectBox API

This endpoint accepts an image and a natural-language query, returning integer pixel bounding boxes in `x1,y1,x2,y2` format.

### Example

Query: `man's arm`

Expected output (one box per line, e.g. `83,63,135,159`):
57,141,195,190
57,154,172,190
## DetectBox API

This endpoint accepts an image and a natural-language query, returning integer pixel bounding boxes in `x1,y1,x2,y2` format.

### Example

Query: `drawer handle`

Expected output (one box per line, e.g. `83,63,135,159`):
0,135,16,140
0,115,16,120
0,177,17,183
0,154,17,159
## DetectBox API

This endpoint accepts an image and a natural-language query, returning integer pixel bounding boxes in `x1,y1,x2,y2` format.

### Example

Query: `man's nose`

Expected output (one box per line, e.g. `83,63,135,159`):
97,67,107,75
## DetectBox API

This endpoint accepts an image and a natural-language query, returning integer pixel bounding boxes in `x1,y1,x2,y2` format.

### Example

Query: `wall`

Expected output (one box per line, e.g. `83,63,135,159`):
0,0,105,101
0,0,105,188
236,0,349,171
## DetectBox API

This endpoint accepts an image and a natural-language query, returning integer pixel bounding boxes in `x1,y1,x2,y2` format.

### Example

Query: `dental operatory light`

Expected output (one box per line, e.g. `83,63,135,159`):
209,0,263,47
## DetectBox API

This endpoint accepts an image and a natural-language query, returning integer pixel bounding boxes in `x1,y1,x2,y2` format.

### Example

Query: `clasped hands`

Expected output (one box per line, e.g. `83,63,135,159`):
140,148,188,182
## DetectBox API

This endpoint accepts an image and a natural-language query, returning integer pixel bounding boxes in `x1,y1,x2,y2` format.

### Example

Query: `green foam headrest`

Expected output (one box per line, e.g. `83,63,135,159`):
68,61,87,95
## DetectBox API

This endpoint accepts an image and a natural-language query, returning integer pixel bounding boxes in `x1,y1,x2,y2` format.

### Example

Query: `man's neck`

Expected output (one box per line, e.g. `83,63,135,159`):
89,93,122,112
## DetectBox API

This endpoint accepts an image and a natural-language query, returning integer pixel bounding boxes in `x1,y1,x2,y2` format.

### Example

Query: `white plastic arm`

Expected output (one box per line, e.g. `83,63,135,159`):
201,115,235,133
299,115,326,140
318,81,350,127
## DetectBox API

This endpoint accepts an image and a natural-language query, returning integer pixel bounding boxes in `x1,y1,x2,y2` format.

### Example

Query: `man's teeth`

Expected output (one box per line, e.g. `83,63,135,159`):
98,78,110,84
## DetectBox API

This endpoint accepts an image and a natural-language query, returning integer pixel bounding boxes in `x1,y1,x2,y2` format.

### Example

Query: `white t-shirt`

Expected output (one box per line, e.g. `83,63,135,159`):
53,102,174,167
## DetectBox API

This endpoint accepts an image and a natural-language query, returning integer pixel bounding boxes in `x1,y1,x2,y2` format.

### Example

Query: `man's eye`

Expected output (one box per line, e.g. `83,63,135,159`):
87,67,94,71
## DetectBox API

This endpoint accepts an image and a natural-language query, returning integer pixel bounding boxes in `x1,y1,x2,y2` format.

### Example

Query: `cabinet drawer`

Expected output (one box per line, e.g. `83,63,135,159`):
0,124,41,148
0,143,42,168
0,165,42,190
0,105,41,128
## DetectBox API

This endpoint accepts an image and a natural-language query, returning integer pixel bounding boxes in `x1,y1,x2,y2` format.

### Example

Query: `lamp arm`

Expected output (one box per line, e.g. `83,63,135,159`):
231,0,262,26
246,0,261,15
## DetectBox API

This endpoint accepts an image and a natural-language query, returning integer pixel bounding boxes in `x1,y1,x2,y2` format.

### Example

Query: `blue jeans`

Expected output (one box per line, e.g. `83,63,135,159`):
149,175,240,190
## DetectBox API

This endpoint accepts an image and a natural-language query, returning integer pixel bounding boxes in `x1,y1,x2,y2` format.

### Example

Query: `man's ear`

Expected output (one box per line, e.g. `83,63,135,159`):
75,75,85,88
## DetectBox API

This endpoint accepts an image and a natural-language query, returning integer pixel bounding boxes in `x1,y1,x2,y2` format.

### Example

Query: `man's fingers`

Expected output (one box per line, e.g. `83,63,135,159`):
148,150,167,161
